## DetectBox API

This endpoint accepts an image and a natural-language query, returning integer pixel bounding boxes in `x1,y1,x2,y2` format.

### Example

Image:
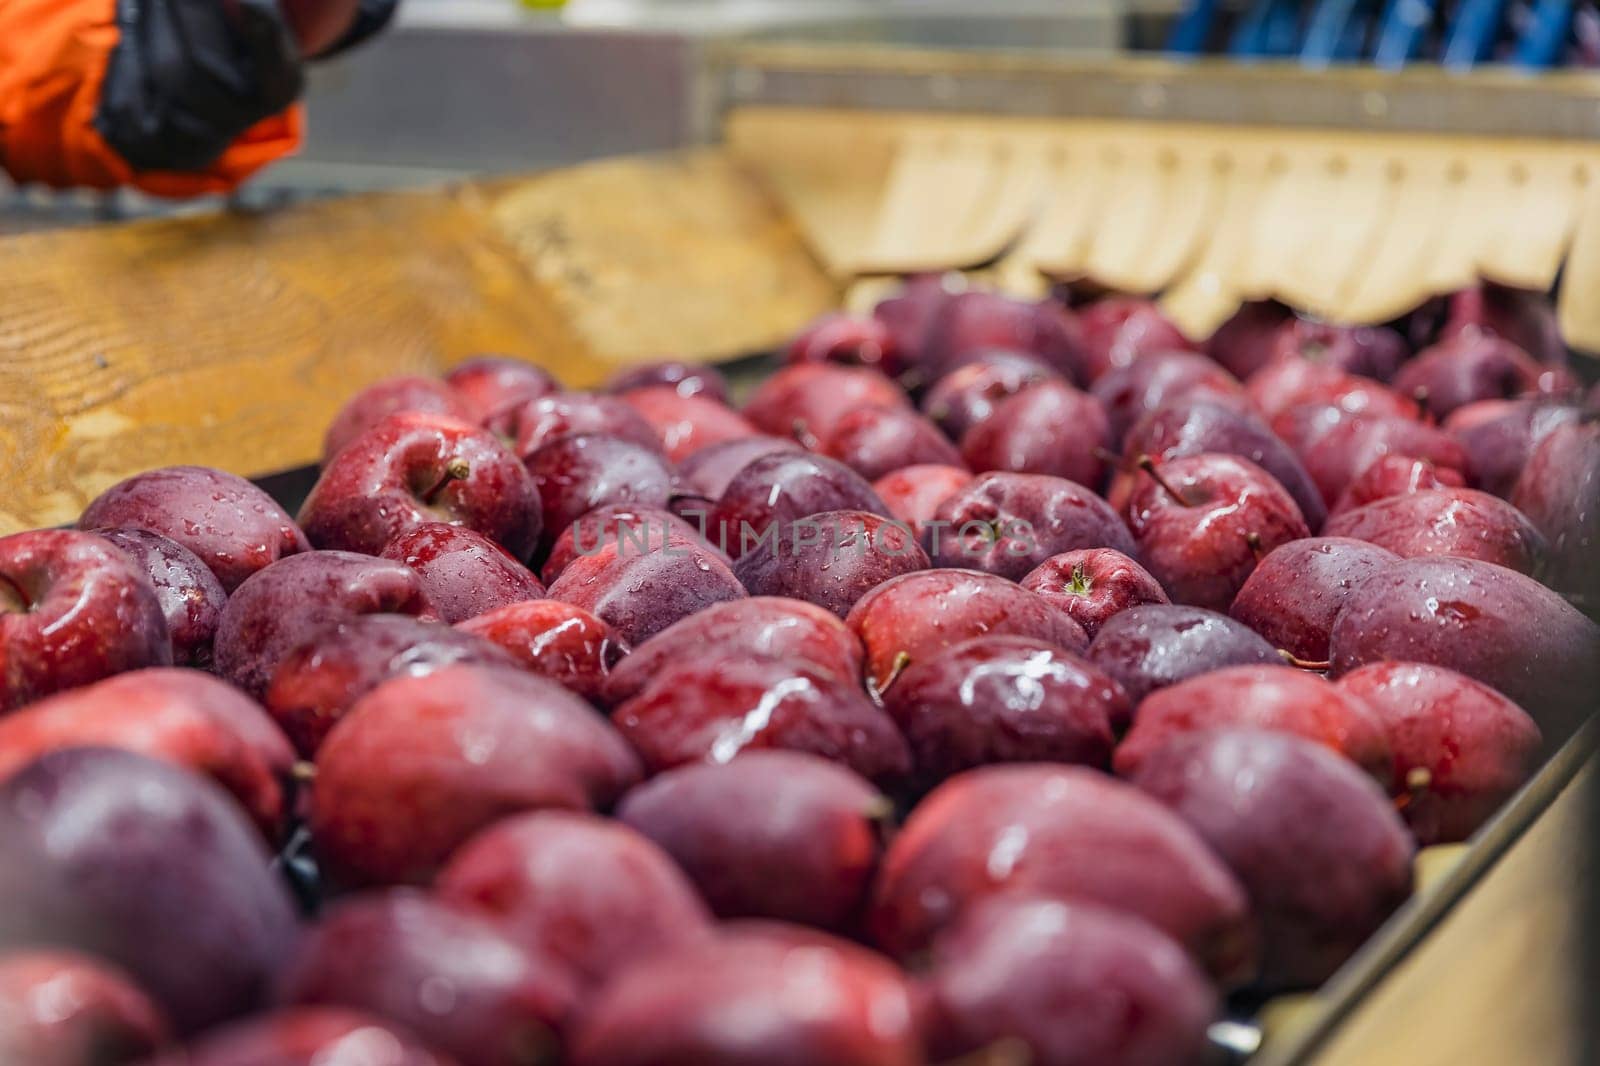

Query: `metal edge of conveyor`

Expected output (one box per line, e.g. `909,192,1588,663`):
702,42,1600,141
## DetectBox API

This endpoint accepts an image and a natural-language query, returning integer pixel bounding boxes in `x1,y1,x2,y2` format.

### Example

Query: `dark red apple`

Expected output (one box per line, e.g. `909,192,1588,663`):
1268,318,1410,380
568,926,921,1066
871,464,972,542
379,522,544,624
1229,537,1401,661
299,411,542,559
882,635,1127,779
1114,664,1394,784
264,615,516,756
0,950,168,1066
1440,282,1567,365
1124,453,1310,611
1337,662,1542,845
1329,556,1600,741
958,380,1112,488
437,811,713,989
1116,398,1327,530
1090,350,1246,445
742,364,909,449
541,505,717,585
444,356,560,423
1020,548,1169,638
822,405,963,481
280,890,577,1066
784,312,900,375
0,667,294,837
923,291,1089,383
1130,729,1414,989
0,529,171,712
604,360,729,403
731,509,928,618
458,599,627,704
310,665,642,887
613,654,910,783
321,376,478,463
1205,298,1293,379
600,596,864,708
1512,419,1600,614
616,385,756,462
1085,603,1281,704
1077,295,1197,382
869,764,1254,983
1291,411,1469,508
1246,357,1422,422
706,452,888,560
846,569,1088,693
872,274,960,379
1448,399,1584,498
499,393,662,458
1393,333,1551,419
146,1008,450,1066
1323,487,1546,574
675,435,804,501
924,896,1216,1066
928,471,1136,580
94,528,226,667
213,550,435,698
547,535,744,647
1330,453,1467,516
0,749,298,1034
78,464,309,593
617,751,890,931
919,349,1061,439
524,434,678,554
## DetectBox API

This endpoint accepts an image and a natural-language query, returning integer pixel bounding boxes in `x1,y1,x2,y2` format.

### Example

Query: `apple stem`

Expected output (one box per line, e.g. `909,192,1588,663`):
1136,455,1190,507
291,761,318,784
1395,766,1433,812
1065,563,1094,597
420,459,472,505
869,651,914,701
1277,649,1333,672
1244,531,1266,561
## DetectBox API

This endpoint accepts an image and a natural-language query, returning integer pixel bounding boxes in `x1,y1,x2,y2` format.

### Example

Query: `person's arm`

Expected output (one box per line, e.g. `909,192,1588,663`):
0,0,394,198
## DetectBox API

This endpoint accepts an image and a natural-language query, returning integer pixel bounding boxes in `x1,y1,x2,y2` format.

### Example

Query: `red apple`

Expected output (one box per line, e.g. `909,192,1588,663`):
1323,487,1546,574
458,599,627,704
1077,295,1197,383
1393,333,1551,420
0,951,168,1066
617,751,890,931
1448,399,1584,498
871,463,972,542
320,376,475,463
379,522,544,624
310,665,642,887
499,393,662,459
1021,548,1169,637
437,811,713,989
1131,729,1414,989
731,509,929,618
742,364,909,449
92,528,225,668
444,356,559,423
299,411,542,559
1330,453,1467,516
1440,281,1568,365
822,405,964,481
213,550,436,698
869,764,1254,984
929,471,1136,580
872,274,960,379
1512,419,1600,613
1204,298,1293,379
1090,350,1246,445
1246,357,1422,422
920,349,1061,439
612,654,911,783
616,385,756,462
959,380,1112,488
923,291,1089,383
547,535,744,647
144,1008,450,1066
846,569,1088,692
264,615,516,756
706,452,888,560
1124,453,1309,611
1268,318,1410,380
540,505,717,585
524,435,680,555
0,667,294,836
600,596,864,708
1115,664,1395,784
0,530,171,712
604,360,729,403
1290,410,1469,508
78,464,309,593
1085,603,1282,704
675,435,804,501
784,312,901,375
1229,537,1401,661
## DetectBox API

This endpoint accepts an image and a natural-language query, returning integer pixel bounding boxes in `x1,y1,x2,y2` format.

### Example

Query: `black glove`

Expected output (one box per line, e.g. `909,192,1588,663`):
96,0,304,173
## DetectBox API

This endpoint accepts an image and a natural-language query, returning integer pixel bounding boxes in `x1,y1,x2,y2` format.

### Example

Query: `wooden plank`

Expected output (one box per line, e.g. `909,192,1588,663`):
0,150,838,535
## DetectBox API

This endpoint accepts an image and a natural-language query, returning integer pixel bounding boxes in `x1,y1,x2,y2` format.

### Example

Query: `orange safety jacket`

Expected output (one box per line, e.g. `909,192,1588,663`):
0,0,394,198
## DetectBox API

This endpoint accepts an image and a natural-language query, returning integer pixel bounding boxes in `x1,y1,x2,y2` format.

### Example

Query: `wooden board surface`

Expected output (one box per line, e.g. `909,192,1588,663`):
0,150,836,535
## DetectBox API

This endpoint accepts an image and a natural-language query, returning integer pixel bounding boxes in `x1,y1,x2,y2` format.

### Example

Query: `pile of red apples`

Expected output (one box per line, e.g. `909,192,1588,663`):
0,277,1596,1066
